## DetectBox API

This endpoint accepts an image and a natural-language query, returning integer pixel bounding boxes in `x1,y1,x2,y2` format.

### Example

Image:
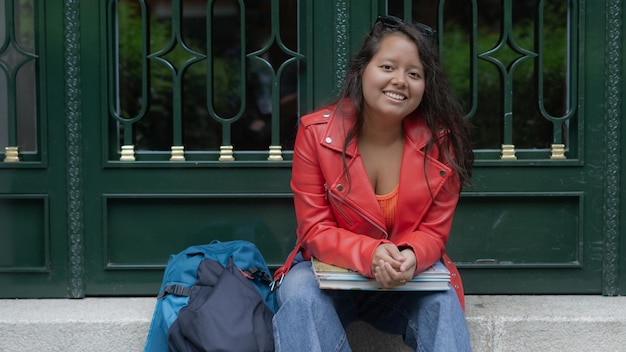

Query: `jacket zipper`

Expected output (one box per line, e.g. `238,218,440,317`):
327,187,355,226
326,185,388,239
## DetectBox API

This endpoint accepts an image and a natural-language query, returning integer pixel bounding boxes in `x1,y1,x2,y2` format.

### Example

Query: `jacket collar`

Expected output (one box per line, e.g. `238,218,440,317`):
320,100,438,156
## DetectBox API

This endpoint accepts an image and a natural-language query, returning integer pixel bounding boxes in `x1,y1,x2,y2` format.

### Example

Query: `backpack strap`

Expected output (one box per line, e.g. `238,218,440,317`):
244,266,273,285
271,244,301,291
157,285,192,299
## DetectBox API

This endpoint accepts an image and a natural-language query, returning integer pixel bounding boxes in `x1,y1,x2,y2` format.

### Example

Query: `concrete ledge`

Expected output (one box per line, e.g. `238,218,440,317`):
1,296,625,352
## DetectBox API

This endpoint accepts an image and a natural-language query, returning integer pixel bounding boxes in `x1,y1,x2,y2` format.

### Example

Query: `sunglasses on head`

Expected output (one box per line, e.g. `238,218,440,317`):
375,15,437,38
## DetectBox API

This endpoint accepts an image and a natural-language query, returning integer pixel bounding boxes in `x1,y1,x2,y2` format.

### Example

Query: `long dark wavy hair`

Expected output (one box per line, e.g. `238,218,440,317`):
335,16,474,188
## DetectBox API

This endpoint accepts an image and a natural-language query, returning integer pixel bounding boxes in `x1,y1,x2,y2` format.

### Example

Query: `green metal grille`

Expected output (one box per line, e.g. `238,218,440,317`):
107,0,303,163
385,0,579,163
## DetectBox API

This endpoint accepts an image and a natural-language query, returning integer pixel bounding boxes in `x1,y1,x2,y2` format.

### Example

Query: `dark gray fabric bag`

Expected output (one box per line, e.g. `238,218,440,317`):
167,257,275,352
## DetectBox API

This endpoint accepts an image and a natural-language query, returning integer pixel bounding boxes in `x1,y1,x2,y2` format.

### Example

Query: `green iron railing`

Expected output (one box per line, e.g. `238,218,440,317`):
107,0,303,163
536,0,578,153
471,0,578,161
107,0,579,164
386,0,580,163
107,0,149,162
245,0,304,161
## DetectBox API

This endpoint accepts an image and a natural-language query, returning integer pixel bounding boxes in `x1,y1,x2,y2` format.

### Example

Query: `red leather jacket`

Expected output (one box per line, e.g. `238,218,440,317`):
275,103,465,309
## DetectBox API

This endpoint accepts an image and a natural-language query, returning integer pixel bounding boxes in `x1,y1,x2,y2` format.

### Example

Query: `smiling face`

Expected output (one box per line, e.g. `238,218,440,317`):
361,33,425,126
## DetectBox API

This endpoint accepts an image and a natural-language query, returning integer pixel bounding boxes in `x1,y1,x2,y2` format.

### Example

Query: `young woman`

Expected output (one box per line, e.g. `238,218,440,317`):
272,15,474,352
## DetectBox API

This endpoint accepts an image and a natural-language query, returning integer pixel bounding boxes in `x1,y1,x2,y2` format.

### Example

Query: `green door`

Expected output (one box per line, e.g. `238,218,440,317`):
0,0,69,297
0,0,623,297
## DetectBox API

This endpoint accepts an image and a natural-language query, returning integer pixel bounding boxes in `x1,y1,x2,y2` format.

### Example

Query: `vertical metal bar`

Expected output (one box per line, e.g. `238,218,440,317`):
476,2,515,158
538,1,563,158
263,0,303,158
3,0,16,149
144,2,179,148
269,0,282,154
477,0,538,159
171,0,183,148
1,0,17,148
468,0,479,120
145,0,203,160
206,0,247,153
108,0,149,160
438,0,479,119
402,0,411,22
303,0,314,117
536,0,578,147
501,0,514,147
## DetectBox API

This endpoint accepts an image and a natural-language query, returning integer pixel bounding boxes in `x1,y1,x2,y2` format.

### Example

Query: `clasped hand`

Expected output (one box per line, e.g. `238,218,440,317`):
372,243,417,288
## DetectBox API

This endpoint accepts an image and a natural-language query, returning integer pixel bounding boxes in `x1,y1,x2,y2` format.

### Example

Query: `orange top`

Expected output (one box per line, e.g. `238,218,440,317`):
376,184,399,231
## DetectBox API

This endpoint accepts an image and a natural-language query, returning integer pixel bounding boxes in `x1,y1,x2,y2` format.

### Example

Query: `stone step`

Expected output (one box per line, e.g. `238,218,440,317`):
1,296,625,352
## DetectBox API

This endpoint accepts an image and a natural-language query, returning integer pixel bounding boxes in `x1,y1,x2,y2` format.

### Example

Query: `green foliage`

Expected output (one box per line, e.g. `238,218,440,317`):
16,0,35,51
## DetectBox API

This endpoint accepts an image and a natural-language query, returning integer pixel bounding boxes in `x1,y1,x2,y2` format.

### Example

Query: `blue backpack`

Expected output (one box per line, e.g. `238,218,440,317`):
143,240,278,352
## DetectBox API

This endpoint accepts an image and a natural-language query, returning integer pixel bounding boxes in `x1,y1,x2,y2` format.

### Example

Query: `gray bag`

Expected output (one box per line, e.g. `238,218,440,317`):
167,257,275,352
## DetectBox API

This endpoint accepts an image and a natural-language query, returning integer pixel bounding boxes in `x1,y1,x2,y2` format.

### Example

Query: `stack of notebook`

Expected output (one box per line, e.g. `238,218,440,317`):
311,258,450,291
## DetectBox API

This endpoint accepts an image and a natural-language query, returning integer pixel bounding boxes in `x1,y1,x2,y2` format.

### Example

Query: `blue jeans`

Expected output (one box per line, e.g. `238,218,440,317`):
272,261,471,352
